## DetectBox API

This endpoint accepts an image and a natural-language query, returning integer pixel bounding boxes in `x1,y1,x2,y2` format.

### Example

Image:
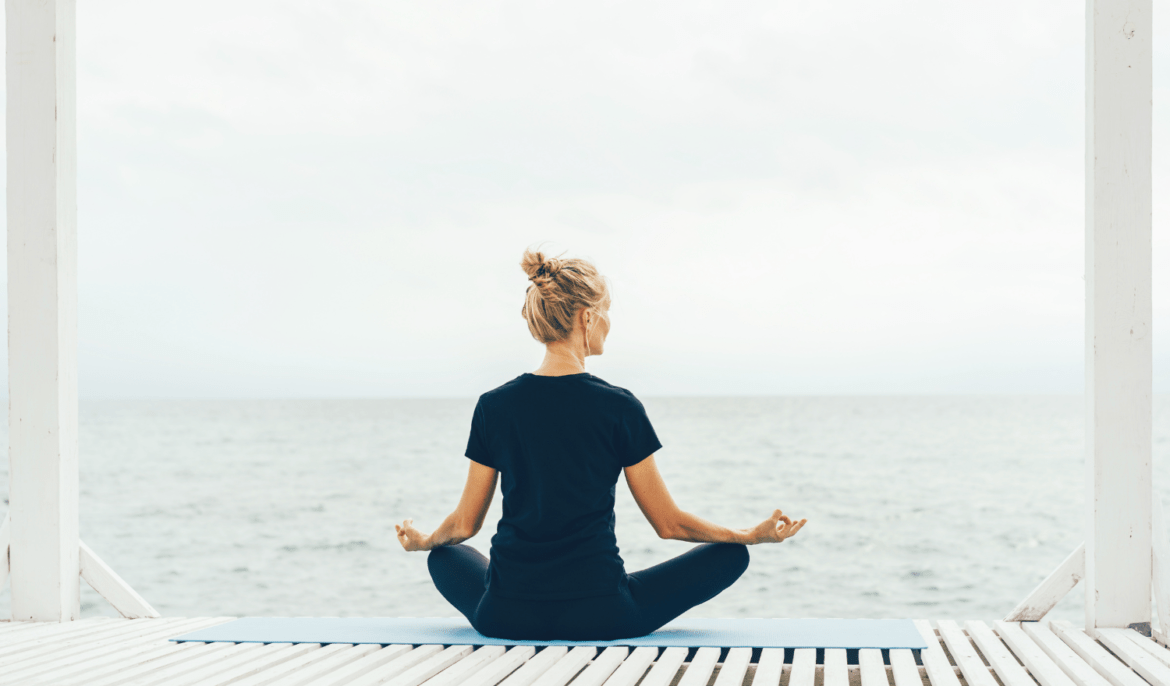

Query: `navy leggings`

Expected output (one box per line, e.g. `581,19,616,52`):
427,542,750,641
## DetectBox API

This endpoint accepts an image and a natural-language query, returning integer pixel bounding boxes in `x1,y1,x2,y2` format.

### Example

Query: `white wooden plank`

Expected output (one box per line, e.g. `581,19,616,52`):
135,643,292,686
0,617,197,675
160,643,301,686
40,616,219,660
0,620,48,635
1125,631,1170,667
260,643,382,686
185,644,321,686
565,646,628,686
789,649,816,686
58,642,200,686
375,645,472,686
0,616,138,654
713,647,751,686
936,620,998,686
677,647,721,686
498,646,568,686
184,644,322,686
1155,630,1170,651
6,617,226,683
0,617,118,650
7,0,82,624
751,649,785,686
913,621,962,686
1006,546,1085,622
860,649,891,686
0,624,33,639
422,646,508,686
530,646,596,686
994,622,1077,686
162,617,237,637
1084,0,1154,631
0,618,160,669
825,648,849,686
299,644,412,686
636,647,688,686
966,621,1035,686
123,643,267,686
228,644,356,686
602,647,657,686
0,513,10,593
80,541,161,619
890,650,924,686
1020,622,1113,686
6,617,155,650
1049,620,1148,686
0,620,63,639
1096,628,1170,686
80,643,237,686
463,646,538,686
1153,500,1170,631
60,641,203,683
0,623,42,640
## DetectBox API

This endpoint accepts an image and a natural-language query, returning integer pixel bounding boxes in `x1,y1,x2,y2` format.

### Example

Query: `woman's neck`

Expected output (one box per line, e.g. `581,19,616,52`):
533,343,586,376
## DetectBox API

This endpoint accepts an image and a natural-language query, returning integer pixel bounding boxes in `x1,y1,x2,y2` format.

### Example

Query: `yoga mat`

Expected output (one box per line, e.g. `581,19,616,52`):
172,617,926,649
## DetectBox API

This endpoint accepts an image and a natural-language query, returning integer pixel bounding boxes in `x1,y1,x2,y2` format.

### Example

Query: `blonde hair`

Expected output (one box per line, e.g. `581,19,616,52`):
520,249,609,344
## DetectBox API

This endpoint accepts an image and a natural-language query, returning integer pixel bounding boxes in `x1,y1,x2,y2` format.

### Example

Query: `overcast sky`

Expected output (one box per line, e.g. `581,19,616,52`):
3,0,1170,397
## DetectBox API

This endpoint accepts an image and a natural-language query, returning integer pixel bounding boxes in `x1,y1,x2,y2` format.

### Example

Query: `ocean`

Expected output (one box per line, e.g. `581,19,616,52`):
1,395,1165,623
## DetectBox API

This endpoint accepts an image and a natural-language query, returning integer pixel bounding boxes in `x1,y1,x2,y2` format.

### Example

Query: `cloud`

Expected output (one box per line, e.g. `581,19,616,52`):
1,0,1167,396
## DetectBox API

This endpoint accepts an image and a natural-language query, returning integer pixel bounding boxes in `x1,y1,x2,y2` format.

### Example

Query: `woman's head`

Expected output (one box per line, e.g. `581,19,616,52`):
520,249,610,354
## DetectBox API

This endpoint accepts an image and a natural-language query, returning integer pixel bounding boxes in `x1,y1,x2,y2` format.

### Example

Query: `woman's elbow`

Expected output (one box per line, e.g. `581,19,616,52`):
469,513,491,538
450,519,479,541
652,520,679,540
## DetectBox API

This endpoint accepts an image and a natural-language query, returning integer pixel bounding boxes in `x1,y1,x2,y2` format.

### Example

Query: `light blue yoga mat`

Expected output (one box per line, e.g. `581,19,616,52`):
171,617,926,649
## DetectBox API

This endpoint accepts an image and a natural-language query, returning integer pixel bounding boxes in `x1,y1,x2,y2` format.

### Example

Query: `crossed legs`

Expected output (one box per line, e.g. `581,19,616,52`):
427,542,750,640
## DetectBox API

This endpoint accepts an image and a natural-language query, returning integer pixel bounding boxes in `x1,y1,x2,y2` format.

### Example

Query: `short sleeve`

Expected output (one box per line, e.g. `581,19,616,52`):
615,396,663,468
465,398,497,469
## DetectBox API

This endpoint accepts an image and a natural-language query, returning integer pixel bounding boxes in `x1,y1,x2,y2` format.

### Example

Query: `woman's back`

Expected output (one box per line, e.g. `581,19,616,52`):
467,372,661,600
398,247,803,640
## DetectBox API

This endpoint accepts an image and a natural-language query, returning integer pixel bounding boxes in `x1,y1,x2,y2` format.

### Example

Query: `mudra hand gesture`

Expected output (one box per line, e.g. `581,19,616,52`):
742,509,806,545
396,518,432,552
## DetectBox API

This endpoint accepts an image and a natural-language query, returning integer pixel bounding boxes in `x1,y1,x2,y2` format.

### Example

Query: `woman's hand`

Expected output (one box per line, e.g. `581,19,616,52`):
743,510,806,545
395,518,433,552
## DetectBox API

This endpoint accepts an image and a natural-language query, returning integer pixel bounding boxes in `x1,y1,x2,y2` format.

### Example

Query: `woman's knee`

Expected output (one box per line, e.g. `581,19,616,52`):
428,544,490,620
427,543,479,578
710,542,749,581
426,546,451,575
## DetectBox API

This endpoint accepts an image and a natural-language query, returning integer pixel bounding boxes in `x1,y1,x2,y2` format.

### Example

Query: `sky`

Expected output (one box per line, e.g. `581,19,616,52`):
3,0,1170,398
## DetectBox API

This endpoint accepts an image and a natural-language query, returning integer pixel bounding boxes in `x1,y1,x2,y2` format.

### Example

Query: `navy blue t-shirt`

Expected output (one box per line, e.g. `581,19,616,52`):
464,373,663,600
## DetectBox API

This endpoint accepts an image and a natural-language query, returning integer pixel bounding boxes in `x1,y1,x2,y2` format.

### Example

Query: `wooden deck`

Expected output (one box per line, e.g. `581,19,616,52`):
0,617,1166,686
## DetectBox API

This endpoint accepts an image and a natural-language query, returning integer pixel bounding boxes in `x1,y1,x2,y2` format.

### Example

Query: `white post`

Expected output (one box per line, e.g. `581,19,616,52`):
1084,0,1153,631
6,0,81,621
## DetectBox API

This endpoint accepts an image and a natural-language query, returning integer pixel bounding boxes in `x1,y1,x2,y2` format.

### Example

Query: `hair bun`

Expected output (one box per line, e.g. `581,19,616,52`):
520,249,563,286
519,247,609,344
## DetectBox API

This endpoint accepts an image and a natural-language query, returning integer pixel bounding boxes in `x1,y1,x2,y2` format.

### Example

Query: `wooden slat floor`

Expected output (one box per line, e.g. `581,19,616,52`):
0,617,1165,686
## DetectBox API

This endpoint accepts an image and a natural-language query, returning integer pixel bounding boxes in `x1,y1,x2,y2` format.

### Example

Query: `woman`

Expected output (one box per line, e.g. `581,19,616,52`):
395,249,806,641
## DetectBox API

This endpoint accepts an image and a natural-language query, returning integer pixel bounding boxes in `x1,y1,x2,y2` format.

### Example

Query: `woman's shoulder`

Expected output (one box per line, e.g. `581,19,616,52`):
477,375,529,404
582,374,633,396
581,376,650,413
477,373,643,407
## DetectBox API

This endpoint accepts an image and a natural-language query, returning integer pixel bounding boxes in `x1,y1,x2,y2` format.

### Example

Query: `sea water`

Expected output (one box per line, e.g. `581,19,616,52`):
0,395,1166,622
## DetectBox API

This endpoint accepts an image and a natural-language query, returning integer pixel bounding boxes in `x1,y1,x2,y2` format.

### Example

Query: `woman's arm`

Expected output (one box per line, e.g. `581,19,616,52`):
624,455,806,545
396,460,499,552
